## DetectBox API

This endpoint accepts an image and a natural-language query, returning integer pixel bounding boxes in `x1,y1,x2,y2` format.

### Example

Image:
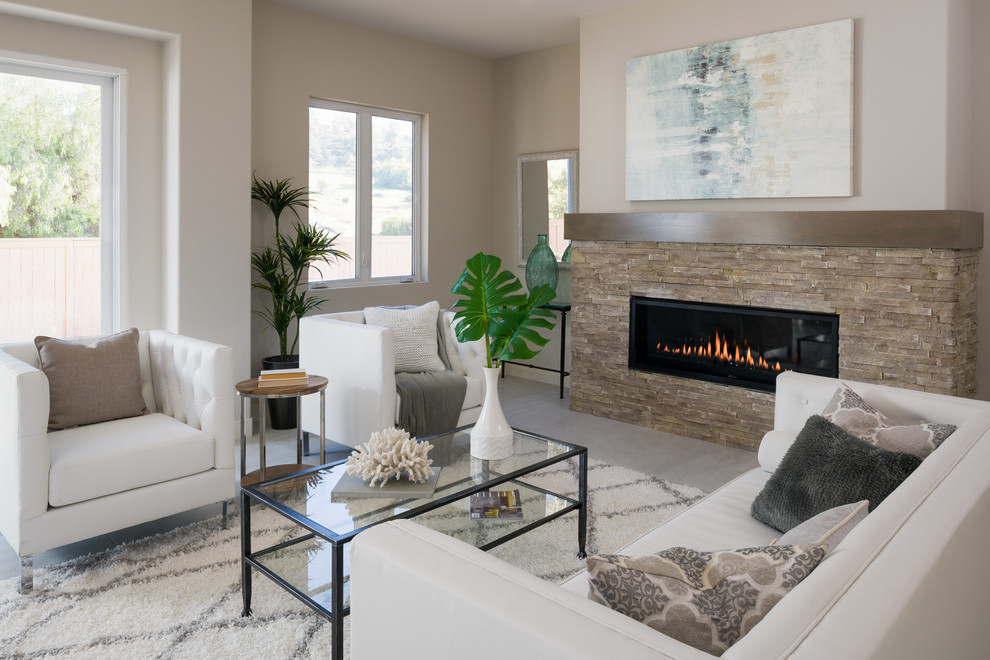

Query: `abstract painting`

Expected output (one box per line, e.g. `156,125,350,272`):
626,19,853,200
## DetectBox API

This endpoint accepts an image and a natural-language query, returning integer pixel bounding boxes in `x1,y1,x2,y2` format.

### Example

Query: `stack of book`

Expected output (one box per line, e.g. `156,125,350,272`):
257,368,309,388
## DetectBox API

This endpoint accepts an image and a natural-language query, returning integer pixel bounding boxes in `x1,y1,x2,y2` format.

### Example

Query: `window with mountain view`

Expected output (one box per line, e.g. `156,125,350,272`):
309,99,423,287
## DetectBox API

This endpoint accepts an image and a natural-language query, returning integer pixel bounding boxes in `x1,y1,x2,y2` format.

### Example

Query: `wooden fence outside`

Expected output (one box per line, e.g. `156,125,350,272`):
0,235,412,344
0,237,100,343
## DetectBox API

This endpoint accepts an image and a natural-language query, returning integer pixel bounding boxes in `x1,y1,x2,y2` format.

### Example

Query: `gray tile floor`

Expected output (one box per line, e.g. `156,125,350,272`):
0,376,759,581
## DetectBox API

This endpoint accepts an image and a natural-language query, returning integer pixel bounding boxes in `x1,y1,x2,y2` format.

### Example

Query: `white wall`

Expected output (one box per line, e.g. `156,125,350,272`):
0,0,254,380
251,0,497,368
493,43,579,383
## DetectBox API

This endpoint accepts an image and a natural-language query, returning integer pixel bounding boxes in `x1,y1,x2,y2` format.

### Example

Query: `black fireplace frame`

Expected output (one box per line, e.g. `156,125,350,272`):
628,296,839,392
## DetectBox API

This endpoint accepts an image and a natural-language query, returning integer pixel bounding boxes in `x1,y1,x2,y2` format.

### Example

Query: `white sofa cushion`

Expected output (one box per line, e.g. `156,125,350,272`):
777,500,869,548
48,413,215,507
562,469,777,597
364,302,447,373
443,311,487,383
462,375,483,410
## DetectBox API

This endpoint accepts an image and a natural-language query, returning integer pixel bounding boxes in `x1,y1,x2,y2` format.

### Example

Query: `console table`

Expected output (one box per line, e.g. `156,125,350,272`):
501,301,570,398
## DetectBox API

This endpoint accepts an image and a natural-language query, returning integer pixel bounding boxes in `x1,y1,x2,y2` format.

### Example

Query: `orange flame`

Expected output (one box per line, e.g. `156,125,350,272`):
657,331,783,373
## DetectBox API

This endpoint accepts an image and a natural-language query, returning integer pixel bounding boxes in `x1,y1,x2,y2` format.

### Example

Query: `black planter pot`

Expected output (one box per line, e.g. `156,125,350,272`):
262,355,300,430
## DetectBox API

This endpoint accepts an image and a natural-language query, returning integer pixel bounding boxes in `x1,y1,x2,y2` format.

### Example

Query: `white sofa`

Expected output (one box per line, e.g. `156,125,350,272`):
298,309,487,448
350,372,990,659
0,330,235,593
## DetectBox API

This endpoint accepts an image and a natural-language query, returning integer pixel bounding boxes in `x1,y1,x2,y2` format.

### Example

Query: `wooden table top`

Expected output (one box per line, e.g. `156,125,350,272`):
236,374,328,397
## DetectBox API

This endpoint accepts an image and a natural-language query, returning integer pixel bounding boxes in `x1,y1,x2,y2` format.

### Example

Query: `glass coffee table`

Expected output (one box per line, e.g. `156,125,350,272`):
240,425,587,660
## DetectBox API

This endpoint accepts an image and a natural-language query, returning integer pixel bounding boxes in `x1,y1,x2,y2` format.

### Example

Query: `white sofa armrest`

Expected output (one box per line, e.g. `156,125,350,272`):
350,520,711,660
0,349,51,540
299,314,396,448
148,331,235,469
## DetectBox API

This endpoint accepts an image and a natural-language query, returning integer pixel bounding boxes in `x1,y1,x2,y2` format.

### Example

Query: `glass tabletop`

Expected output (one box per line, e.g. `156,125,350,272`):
245,426,583,541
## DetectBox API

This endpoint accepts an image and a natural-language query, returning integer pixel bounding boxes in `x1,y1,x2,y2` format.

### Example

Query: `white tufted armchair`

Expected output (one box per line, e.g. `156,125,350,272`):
0,330,235,593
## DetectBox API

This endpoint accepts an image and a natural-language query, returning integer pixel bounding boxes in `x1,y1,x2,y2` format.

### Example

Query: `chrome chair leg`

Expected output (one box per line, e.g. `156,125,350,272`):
220,500,228,530
19,555,33,594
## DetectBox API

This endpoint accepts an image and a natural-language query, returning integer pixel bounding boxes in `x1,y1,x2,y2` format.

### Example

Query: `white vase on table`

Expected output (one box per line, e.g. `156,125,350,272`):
470,367,514,460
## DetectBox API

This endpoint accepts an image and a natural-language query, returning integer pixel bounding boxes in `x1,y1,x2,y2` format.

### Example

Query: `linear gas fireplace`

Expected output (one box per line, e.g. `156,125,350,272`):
629,297,839,392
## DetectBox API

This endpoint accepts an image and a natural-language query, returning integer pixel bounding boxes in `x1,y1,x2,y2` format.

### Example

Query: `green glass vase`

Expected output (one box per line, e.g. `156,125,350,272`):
561,241,572,263
525,234,559,294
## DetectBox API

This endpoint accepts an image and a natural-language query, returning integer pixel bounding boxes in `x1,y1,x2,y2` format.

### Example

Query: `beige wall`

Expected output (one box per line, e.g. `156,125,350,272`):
578,0,990,397
493,42,579,380
0,0,254,380
251,0,496,367
580,0,971,212
973,0,990,398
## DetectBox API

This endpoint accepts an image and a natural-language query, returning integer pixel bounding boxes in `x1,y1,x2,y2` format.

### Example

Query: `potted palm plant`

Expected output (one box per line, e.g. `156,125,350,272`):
450,251,557,458
252,174,348,428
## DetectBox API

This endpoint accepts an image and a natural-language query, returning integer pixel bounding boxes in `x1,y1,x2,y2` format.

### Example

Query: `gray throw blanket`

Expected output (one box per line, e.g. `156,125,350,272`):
395,370,467,438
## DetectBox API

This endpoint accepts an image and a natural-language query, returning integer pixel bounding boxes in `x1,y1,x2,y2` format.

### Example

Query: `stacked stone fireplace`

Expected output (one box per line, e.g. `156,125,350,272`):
565,211,982,451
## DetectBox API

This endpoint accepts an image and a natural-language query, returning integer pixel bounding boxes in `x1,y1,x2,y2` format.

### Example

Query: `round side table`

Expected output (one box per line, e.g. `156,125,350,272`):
236,375,328,486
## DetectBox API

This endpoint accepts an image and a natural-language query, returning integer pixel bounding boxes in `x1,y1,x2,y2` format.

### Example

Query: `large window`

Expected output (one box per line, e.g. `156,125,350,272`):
0,56,118,342
308,99,422,287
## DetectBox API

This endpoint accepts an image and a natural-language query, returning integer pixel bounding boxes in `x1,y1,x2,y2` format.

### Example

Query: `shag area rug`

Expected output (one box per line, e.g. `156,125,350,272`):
0,460,705,659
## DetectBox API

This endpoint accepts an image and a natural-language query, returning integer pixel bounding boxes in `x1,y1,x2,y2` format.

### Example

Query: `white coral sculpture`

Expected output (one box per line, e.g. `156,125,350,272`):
345,426,435,487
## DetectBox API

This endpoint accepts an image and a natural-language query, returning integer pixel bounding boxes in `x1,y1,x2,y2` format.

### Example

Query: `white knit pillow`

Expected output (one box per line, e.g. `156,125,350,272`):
364,301,446,373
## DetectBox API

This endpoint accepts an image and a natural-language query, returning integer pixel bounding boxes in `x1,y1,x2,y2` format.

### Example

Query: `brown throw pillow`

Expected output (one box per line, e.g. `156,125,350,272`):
587,544,828,656
36,328,148,431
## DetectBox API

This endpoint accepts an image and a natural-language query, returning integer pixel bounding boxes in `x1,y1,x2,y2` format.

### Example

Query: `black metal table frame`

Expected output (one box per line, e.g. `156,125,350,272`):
500,304,570,398
240,427,587,660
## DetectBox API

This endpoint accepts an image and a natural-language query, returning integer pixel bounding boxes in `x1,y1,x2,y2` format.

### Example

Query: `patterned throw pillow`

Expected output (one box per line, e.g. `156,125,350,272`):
363,302,447,374
587,544,828,656
822,382,955,458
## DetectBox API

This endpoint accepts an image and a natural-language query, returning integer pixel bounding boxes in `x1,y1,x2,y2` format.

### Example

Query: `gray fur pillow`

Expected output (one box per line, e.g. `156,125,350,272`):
751,415,921,532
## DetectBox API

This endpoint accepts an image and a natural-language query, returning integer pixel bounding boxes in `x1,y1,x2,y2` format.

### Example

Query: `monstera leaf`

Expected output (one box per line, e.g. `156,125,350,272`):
451,252,557,368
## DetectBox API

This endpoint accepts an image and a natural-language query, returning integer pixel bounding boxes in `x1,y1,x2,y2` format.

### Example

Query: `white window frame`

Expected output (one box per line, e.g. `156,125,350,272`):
0,52,122,333
308,98,424,289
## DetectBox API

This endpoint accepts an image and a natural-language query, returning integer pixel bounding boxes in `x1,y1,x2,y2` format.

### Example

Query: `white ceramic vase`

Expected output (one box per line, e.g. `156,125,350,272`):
470,367,514,460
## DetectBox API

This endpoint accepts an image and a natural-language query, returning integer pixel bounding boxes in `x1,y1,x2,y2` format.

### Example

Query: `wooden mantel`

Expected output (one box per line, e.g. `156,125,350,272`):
564,210,983,249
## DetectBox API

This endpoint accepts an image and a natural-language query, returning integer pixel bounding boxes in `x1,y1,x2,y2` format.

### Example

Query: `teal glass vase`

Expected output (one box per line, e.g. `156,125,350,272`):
525,234,559,294
561,241,572,263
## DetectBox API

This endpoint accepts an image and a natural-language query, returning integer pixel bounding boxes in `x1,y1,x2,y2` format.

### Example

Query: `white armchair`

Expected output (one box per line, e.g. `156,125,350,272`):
0,330,235,593
299,309,487,448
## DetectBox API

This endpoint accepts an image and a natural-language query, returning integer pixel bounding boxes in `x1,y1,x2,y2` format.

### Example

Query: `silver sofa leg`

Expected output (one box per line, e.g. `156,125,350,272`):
19,555,33,594
220,500,228,530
